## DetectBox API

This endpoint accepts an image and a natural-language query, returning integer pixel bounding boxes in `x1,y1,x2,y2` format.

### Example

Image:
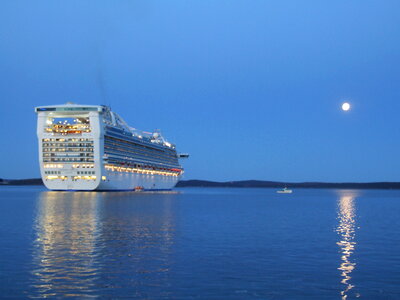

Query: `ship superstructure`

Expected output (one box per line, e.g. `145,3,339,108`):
35,103,187,190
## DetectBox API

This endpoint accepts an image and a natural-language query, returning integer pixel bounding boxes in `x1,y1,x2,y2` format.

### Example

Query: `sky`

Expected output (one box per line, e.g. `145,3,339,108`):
1,0,400,182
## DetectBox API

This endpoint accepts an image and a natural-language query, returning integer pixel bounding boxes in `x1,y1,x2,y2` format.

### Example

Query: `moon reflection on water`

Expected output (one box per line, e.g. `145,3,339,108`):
336,191,359,299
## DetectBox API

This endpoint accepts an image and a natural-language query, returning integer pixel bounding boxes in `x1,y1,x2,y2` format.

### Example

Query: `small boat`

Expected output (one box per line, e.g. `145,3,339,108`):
276,187,293,194
134,186,144,192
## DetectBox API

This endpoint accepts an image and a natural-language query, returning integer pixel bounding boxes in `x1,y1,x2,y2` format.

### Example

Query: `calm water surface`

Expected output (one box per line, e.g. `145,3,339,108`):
0,187,400,299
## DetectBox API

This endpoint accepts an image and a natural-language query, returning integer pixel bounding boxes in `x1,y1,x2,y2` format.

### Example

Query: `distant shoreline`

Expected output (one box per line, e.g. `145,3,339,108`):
176,180,400,189
1,178,400,189
0,178,43,186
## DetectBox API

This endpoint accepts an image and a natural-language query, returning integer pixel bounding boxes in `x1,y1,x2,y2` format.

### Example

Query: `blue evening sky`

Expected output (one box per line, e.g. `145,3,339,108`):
1,1,399,182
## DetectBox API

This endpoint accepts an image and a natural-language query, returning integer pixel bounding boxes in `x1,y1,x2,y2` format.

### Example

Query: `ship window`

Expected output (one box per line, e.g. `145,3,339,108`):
44,116,91,135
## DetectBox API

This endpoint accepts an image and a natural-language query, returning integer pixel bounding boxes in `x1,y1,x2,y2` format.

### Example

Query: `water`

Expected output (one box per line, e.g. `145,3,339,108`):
0,187,400,299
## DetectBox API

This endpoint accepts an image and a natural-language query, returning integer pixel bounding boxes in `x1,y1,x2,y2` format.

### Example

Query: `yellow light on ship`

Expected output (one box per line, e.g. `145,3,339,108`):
342,102,351,111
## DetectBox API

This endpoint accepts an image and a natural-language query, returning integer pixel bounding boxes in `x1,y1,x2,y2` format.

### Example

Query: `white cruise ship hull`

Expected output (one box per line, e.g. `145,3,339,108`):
98,173,180,191
43,173,180,191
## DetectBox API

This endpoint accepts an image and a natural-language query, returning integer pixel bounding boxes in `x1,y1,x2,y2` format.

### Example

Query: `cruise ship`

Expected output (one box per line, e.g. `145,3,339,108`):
35,103,188,191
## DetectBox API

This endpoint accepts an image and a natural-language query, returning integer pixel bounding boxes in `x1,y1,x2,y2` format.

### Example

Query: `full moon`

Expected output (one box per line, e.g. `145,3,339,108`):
342,102,351,111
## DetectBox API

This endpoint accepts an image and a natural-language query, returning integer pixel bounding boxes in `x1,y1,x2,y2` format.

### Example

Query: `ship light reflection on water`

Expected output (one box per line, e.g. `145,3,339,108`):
336,191,359,300
30,191,177,298
31,191,100,298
